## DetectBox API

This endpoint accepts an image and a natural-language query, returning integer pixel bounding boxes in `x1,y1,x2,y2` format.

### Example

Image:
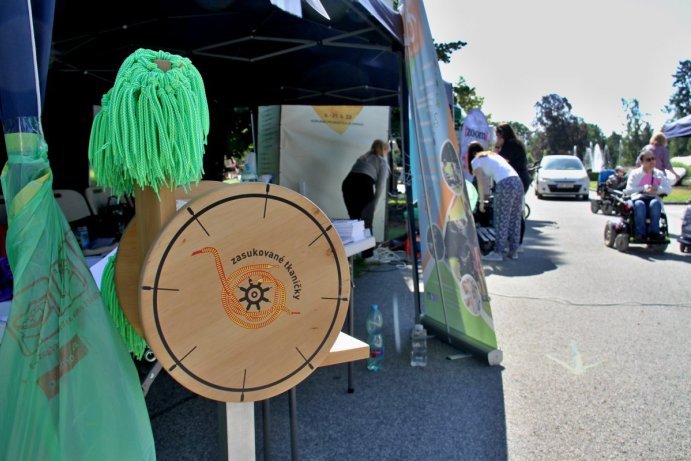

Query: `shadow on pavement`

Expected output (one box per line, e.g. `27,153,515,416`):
146,265,509,460
483,219,562,278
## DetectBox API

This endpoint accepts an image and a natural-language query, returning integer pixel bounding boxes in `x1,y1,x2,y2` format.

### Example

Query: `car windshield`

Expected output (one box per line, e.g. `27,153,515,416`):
542,157,583,170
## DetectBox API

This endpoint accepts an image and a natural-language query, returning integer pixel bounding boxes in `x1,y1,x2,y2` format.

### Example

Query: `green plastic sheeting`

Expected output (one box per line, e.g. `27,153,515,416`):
0,129,155,460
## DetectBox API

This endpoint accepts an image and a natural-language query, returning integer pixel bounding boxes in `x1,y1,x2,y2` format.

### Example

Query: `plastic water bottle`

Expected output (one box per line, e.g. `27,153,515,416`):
75,226,90,250
366,304,384,372
241,161,258,182
410,324,427,367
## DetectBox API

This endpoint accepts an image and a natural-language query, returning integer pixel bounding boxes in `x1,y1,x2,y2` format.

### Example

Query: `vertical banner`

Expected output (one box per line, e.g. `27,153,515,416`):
257,105,282,181
460,108,491,198
459,108,491,176
278,105,389,241
402,0,500,362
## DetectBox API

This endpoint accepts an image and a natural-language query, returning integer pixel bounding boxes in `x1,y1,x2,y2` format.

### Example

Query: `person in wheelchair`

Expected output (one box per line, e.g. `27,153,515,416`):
605,166,627,191
625,148,671,242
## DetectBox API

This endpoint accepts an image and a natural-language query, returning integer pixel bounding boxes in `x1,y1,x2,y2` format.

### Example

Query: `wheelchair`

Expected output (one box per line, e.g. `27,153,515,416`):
604,193,669,252
591,169,627,216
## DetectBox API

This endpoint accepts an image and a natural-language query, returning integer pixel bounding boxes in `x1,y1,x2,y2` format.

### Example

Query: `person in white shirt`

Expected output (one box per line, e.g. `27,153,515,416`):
469,142,523,261
625,148,672,241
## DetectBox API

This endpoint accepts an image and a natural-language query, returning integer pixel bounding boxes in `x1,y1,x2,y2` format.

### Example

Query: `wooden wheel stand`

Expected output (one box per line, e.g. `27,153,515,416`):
116,181,368,459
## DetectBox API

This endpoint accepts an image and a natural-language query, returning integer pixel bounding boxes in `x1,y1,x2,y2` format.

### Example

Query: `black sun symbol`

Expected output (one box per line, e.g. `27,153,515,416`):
238,278,271,311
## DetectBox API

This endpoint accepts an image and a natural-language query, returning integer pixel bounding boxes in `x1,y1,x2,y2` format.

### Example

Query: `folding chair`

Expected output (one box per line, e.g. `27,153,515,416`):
53,189,92,223
53,189,116,256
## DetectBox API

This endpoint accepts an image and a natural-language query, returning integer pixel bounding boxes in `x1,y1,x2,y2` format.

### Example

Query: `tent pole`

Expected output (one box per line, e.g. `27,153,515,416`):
399,52,422,320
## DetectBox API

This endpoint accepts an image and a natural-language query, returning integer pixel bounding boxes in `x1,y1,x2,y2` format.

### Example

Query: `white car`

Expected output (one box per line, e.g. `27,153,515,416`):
535,155,590,200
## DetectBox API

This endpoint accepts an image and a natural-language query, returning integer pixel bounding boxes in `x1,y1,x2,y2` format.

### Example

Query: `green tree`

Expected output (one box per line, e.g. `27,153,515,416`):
506,121,531,144
605,132,623,167
434,40,467,63
665,60,691,158
533,94,587,157
666,60,691,118
526,131,548,163
225,107,255,161
620,98,653,165
453,76,484,114
584,123,606,148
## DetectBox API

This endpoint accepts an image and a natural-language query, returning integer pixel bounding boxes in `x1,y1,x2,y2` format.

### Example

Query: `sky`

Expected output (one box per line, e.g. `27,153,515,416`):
422,0,691,135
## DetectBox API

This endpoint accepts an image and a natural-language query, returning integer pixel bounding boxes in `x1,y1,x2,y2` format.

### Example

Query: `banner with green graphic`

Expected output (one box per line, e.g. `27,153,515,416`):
402,0,500,363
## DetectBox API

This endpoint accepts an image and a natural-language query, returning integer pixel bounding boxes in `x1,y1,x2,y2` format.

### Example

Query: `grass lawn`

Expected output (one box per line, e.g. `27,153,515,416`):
589,181,691,203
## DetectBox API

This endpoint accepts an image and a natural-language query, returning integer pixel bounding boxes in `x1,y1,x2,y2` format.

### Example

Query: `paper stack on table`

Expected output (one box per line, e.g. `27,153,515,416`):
333,219,366,244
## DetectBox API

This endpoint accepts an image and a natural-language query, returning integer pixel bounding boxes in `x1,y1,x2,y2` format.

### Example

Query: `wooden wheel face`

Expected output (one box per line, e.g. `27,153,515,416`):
140,183,350,402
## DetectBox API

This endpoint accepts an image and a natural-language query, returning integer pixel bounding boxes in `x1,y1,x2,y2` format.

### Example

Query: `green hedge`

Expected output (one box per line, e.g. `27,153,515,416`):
672,160,691,186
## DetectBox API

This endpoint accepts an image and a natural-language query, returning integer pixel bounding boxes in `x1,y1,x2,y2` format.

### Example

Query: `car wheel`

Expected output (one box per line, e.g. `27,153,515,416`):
604,223,616,247
581,194,589,201
536,192,543,200
614,234,629,252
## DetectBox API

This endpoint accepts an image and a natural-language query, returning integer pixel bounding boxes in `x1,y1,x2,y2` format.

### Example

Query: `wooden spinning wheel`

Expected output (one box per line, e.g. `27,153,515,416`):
137,182,351,402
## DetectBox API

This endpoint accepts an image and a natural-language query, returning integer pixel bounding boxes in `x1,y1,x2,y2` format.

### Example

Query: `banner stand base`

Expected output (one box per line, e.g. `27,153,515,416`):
423,319,503,366
487,349,503,366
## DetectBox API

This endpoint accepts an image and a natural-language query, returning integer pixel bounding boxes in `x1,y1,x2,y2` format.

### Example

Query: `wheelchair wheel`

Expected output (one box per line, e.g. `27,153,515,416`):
602,203,614,215
590,200,600,214
614,234,629,252
524,203,531,220
649,243,668,252
604,223,616,248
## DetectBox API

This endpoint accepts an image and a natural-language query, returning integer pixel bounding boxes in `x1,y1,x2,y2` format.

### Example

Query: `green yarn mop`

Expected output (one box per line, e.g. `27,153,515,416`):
100,255,148,359
89,49,210,350
89,48,209,196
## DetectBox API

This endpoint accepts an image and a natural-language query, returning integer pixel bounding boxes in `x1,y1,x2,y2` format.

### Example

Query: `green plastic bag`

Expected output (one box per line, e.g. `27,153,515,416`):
0,130,155,460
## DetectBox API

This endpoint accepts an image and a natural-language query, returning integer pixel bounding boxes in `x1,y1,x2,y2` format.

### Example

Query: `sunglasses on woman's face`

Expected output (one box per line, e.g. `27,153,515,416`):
643,157,655,162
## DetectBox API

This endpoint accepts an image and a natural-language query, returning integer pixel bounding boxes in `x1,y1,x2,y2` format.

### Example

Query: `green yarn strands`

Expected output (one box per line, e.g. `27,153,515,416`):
100,255,148,359
89,49,210,196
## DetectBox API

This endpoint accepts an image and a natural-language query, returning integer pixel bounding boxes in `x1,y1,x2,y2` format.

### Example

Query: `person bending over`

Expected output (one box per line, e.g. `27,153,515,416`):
341,139,390,258
469,143,523,261
625,148,671,241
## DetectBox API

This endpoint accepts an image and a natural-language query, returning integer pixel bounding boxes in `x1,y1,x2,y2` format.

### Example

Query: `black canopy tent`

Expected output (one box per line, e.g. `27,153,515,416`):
41,0,421,316
42,0,405,189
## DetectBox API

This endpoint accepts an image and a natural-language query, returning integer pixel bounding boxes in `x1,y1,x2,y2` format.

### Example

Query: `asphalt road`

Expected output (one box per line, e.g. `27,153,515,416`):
144,189,689,460
486,191,691,460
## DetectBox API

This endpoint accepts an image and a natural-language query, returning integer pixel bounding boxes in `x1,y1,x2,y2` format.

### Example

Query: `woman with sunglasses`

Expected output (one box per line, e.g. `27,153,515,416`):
625,148,672,241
